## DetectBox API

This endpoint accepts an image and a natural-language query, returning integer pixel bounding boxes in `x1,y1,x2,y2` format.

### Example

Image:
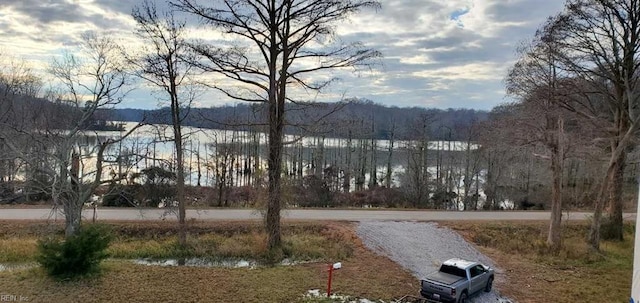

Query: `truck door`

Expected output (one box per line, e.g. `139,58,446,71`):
469,265,487,293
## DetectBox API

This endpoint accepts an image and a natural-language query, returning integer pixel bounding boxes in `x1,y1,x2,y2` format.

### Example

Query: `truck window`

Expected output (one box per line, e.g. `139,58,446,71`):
470,265,484,278
440,264,467,278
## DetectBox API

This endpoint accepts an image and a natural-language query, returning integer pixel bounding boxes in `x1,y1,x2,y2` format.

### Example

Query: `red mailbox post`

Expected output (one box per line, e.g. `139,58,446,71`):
327,262,342,297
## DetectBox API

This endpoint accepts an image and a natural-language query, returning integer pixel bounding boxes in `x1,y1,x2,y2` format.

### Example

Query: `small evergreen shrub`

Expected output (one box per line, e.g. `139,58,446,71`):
37,224,113,279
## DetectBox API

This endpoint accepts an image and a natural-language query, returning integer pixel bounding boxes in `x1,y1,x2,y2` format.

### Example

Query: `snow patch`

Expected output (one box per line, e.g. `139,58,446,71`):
0,263,36,272
304,289,382,303
133,257,317,269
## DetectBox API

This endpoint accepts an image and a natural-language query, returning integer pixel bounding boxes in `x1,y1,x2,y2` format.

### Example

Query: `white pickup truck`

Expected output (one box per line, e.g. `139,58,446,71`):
419,258,494,303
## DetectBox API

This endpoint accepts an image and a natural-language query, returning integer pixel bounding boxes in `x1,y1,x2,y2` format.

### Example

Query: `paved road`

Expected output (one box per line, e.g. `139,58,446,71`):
0,207,635,221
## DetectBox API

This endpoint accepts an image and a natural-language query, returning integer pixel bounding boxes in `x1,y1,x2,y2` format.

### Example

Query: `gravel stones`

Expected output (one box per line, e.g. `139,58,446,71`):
356,221,513,303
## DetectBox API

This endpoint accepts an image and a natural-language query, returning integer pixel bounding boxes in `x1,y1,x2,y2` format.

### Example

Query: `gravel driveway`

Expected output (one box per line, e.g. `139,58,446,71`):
356,221,512,303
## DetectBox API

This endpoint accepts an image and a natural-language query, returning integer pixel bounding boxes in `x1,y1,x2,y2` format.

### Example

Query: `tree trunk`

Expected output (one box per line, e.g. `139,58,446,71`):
171,91,186,247
462,136,472,210
64,202,82,238
588,157,622,251
385,125,394,188
423,140,430,207
265,6,286,250
175,128,186,247
589,121,636,250
607,150,626,241
547,144,562,251
485,152,496,210
605,106,630,241
344,131,352,193
266,98,284,250
218,164,224,207
547,118,564,252
474,170,480,210
369,120,377,189
65,152,82,238
197,144,202,187
227,156,235,207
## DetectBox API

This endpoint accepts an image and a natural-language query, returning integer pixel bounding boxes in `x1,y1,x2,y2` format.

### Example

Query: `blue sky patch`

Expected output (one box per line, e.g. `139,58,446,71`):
450,8,470,27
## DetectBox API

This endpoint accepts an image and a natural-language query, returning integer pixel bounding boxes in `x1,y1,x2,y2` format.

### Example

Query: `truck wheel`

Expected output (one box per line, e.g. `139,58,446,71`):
485,276,494,292
458,292,468,303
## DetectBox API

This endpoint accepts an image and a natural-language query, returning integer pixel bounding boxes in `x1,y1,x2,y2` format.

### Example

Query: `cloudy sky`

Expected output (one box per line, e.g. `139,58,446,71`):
0,0,566,110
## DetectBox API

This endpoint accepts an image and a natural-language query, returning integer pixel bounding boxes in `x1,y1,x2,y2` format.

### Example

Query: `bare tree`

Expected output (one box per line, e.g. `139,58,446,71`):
172,0,381,250
130,1,197,246
384,119,396,188
479,105,529,211
402,113,433,208
5,33,139,237
211,131,238,207
0,56,43,199
548,0,640,249
457,120,482,211
506,19,571,251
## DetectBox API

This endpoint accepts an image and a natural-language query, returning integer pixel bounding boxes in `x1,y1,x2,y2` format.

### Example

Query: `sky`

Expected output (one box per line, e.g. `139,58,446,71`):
0,0,567,111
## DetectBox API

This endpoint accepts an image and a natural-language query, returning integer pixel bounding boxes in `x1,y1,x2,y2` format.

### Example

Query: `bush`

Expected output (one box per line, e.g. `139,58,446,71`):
600,216,625,241
133,166,176,207
298,175,333,207
37,224,113,279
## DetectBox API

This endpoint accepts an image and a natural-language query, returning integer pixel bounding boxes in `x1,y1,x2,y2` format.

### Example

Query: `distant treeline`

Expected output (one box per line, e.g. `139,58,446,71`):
101,99,488,141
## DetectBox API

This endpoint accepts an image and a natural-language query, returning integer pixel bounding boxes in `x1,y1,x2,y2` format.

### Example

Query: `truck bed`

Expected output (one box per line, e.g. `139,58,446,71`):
423,271,465,286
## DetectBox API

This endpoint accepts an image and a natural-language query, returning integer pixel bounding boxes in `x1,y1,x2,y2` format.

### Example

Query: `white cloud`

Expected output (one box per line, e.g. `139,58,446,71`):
399,55,436,65
412,62,506,81
0,0,567,110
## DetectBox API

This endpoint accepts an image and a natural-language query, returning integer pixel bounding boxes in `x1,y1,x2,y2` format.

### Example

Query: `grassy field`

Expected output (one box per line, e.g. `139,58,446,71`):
0,220,634,302
446,221,634,303
0,220,416,303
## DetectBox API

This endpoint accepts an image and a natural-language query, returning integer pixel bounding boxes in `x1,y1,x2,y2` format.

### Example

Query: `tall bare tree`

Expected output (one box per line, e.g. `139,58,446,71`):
211,131,238,207
0,56,43,196
130,1,196,246
548,0,640,249
479,105,528,211
384,119,396,188
403,113,433,208
19,33,138,237
172,0,381,250
457,120,482,211
506,18,571,251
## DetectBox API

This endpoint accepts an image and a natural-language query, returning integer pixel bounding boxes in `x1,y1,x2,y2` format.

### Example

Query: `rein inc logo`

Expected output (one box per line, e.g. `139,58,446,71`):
0,294,28,302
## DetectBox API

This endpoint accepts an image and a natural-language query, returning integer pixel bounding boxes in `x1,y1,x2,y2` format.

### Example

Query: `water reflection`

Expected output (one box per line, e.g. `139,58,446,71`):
133,257,310,268
78,121,479,190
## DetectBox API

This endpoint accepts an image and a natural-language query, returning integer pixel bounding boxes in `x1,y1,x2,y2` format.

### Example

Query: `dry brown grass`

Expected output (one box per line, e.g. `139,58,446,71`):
443,221,633,303
0,220,356,262
5,219,627,302
0,220,416,302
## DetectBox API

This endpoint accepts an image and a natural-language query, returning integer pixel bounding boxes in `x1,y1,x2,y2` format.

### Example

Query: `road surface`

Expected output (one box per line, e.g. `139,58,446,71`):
0,207,634,221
